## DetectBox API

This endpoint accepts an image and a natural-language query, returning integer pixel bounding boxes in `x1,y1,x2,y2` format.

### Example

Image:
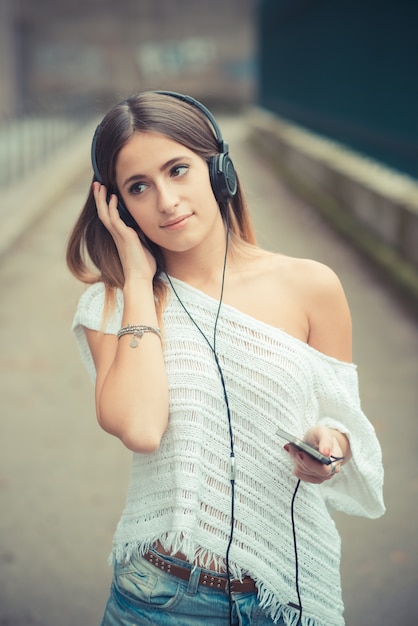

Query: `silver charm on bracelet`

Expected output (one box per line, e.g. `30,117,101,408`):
117,324,162,348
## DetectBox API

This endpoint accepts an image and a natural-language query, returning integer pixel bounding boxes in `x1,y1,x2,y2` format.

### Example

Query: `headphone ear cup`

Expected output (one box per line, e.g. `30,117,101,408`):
209,153,238,205
115,195,138,229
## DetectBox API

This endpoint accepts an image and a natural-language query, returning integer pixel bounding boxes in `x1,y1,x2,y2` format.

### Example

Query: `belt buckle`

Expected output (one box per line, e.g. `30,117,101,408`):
227,578,240,594
228,577,256,594
226,577,242,593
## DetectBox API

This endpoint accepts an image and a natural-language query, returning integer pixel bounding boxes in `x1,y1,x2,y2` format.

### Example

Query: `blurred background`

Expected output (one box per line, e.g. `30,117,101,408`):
1,0,417,177
0,0,417,625
0,0,256,189
0,0,256,113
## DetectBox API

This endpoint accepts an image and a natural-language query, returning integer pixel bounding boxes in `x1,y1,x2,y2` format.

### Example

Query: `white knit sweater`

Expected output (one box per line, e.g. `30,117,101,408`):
72,277,385,626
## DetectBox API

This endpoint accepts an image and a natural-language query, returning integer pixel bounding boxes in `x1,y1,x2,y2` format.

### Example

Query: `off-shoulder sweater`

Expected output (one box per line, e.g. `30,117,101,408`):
72,277,385,626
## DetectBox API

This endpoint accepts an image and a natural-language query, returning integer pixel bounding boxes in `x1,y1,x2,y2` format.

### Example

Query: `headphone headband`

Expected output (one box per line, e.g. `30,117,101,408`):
153,90,227,153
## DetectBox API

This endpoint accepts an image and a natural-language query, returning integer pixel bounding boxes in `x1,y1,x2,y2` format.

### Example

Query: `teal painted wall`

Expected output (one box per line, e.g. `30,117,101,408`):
258,0,418,178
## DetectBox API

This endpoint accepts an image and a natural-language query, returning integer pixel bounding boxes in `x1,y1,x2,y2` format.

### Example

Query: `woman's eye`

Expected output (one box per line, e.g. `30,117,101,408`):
129,182,147,195
171,164,189,178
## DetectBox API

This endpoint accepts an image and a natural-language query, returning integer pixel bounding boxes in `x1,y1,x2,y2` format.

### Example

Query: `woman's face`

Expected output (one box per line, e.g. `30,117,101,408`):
115,131,224,255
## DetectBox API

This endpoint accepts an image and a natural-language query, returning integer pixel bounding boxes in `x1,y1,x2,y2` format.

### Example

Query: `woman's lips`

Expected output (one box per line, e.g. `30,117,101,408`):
161,214,193,230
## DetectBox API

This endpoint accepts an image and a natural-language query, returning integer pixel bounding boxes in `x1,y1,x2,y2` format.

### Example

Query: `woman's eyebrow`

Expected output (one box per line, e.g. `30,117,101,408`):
121,156,190,189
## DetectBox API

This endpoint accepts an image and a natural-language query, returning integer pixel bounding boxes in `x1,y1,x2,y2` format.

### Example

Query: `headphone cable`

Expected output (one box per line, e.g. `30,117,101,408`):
165,228,306,626
289,479,303,626
164,220,236,624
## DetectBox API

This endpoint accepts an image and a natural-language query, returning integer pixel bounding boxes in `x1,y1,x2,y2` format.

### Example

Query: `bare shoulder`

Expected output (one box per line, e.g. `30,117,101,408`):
230,248,352,361
270,254,353,361
265,253,344,296
280,256,345,295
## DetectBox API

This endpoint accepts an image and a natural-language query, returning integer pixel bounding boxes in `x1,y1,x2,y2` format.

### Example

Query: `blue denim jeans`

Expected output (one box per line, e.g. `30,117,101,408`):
100,550,285,625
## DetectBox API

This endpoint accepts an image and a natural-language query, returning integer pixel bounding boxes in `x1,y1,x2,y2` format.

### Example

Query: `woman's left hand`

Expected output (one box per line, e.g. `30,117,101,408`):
284,426,350,484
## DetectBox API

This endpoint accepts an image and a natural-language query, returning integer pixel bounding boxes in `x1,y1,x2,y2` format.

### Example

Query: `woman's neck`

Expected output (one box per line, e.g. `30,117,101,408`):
163,226,230,289
165,252,228,295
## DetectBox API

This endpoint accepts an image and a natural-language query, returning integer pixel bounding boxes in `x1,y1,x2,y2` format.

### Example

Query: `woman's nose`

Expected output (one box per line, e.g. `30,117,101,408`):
156,182,179,213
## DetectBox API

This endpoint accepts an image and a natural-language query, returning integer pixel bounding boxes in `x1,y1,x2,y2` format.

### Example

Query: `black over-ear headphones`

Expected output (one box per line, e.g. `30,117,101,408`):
91,90,238,229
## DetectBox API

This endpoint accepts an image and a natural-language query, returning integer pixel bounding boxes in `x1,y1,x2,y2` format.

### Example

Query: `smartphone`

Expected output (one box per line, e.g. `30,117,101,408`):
276,427,342,465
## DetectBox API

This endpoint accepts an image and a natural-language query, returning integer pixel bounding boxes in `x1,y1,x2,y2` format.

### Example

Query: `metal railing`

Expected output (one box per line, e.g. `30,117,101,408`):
0,98,92,188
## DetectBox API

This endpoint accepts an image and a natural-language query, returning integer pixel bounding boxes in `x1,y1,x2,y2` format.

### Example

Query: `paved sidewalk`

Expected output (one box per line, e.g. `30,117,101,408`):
0,116,417,625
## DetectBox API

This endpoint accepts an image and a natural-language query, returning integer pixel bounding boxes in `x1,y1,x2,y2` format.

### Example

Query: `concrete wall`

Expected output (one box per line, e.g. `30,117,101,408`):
248,107,418,312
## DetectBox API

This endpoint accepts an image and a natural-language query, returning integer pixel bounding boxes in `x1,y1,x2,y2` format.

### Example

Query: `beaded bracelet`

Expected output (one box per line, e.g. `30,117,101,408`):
117,324,162,348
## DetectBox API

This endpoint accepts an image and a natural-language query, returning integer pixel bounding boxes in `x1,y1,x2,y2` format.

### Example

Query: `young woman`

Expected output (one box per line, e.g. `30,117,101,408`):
67,91,385,626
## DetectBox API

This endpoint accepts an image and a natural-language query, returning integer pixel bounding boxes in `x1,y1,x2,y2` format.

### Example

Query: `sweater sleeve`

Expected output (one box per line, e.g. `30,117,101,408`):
71,282,124,384
315,359,385,519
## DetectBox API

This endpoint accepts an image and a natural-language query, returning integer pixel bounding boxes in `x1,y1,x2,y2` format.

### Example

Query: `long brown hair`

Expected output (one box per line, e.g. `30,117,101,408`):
66,91,257,319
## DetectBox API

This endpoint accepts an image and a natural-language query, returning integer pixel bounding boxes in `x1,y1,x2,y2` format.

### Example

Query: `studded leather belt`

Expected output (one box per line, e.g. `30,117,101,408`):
143,551,257,593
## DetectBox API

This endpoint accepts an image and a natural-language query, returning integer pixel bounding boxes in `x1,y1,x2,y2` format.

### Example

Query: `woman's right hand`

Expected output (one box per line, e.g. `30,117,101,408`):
89,182,169,453
93,182,157,281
